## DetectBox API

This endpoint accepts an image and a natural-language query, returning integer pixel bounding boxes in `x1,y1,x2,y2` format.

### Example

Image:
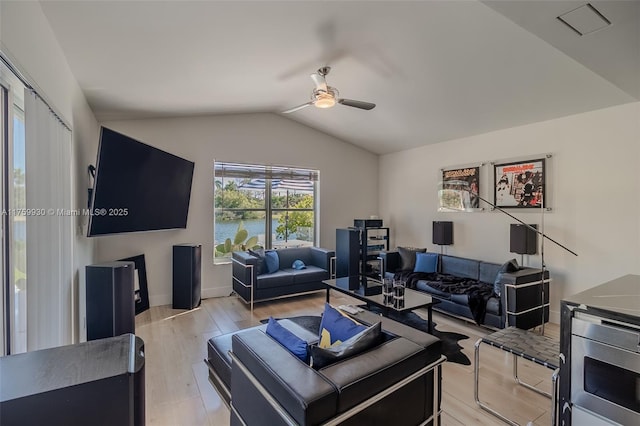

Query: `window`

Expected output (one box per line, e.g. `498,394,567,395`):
214,162,318,262
2,56,73,352
1,60,27,354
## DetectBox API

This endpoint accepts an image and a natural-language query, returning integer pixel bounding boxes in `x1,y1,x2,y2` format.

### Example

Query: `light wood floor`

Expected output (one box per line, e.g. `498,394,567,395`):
135,292,559,426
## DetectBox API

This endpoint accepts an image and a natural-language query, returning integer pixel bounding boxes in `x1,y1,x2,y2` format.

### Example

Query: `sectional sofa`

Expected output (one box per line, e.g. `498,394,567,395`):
205,309,445,425
380,252,549,329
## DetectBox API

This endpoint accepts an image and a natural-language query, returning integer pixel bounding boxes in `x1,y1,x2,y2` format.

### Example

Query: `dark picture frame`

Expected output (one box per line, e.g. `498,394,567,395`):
494,158,545,208
119,254,150,315
439,166,480,211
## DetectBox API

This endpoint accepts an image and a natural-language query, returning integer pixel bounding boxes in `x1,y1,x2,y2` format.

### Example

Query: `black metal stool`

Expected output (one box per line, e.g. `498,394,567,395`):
474,327,560,425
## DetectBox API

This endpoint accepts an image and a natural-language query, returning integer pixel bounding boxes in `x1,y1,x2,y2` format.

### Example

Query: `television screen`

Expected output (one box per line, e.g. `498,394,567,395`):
87,127,195,236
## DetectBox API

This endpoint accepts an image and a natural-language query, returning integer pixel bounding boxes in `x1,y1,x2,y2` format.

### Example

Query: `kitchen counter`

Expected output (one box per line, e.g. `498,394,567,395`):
562,274,640,325
559,274,640,426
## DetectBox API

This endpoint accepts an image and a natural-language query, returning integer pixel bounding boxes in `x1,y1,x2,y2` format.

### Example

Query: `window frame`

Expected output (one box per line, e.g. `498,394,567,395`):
1,65,27,355
213,161,319,264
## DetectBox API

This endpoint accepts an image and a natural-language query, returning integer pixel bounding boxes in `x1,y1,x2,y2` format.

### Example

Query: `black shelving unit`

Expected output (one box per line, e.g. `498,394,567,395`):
336,226,390,279
360,227,390,278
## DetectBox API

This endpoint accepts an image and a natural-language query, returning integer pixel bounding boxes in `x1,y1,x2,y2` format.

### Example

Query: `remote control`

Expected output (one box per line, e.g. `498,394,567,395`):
339,305,359,315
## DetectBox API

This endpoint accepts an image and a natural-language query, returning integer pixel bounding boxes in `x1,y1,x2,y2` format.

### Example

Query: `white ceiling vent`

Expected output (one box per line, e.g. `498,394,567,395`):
557,3,611,36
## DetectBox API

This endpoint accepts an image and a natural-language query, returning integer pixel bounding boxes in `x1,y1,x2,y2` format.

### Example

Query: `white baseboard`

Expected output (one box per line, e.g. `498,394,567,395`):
549,309,560,324
203,286,233,299
149,294,172,307
149,286,233,307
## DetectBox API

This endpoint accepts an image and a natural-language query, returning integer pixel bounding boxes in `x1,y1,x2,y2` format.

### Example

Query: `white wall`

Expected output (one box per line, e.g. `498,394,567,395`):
1,1,99,343
380,102,640,323
97,114,378,305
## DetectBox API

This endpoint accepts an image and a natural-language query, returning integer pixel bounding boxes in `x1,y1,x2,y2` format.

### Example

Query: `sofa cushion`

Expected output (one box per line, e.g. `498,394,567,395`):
266,317,309,362
310,322,382,369
277,247,312,269
256,270,294,289
486,297,501,315
450,293,469,305
231,330,339,426
414,252,438,273
319,303,366,348
479,261,501,285
281,265,327,285
441,255,480,280
494,258,519,296
264,250,279,273
398,247,426,271
415,280,452,300
206,319,318,394
318,338,430,413
207,324,267,391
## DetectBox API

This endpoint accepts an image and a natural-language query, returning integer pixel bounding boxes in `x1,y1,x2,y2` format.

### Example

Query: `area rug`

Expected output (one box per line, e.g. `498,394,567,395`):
262,312,471,365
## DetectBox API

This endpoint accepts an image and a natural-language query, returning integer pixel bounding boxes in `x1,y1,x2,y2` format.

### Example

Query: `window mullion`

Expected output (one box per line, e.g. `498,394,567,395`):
266,178,272,249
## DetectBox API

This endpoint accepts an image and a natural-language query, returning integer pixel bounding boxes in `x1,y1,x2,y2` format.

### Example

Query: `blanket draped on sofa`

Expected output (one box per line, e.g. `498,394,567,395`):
394,271,495,324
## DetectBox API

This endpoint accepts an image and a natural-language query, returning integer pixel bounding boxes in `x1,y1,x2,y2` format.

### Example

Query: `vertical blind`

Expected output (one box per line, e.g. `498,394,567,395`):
25,89,73,351
214,162,319,181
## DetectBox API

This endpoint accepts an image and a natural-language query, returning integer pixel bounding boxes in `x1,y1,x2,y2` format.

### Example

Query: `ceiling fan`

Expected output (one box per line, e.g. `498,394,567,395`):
282,66,376,114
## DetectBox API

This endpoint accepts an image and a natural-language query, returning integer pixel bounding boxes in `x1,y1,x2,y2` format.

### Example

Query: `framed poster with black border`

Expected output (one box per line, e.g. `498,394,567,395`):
493,158,545,208
119,254,150,315
439,166,481,212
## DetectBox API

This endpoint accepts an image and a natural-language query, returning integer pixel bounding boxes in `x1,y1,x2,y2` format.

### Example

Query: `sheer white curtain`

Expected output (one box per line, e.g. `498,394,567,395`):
24,89,73,350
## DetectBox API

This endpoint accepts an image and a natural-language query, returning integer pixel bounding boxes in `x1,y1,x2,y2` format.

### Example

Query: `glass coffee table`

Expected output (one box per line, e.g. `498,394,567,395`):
323,276,439,333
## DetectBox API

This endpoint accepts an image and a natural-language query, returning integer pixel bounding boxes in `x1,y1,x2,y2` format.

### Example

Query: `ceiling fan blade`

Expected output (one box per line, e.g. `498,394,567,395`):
281,101,314,114
310,73,328,92
338,99,376,110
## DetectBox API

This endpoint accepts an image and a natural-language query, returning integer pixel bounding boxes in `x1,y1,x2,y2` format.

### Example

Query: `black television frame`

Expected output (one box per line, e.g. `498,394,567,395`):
87,127,195,236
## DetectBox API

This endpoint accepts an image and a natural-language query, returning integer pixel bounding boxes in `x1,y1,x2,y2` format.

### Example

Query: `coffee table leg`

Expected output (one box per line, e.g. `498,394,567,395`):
428,307,433,334
326,287,330,303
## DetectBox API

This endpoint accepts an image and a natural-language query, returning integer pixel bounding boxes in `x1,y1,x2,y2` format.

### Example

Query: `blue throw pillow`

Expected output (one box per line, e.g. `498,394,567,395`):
264,250,279,274
265,317,308,362
414,252,438,273
292,259,306,270
318,303,366,348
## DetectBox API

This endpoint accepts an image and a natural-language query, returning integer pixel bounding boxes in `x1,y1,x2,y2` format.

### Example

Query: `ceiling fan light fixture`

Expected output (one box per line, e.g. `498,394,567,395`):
314,93,336,109
283,68,374,114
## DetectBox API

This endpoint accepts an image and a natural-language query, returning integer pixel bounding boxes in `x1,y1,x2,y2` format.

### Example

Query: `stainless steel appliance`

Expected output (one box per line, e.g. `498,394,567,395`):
571,313,640,425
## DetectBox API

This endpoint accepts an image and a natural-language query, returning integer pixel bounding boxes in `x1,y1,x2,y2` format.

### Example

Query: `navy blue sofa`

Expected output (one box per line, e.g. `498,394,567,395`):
380,252,549,329
232,246,335,310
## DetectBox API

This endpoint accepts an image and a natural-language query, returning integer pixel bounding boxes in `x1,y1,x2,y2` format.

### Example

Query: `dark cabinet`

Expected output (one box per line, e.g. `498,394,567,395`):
172,244,202,310
0,334,145,426
336,227,390,278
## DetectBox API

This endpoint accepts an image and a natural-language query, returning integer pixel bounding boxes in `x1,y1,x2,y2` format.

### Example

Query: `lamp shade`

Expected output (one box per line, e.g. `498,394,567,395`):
510,224,538,255
432,221,453,245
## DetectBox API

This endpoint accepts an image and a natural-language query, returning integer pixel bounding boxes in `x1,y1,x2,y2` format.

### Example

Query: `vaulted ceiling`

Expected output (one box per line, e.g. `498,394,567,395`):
39,0,639,154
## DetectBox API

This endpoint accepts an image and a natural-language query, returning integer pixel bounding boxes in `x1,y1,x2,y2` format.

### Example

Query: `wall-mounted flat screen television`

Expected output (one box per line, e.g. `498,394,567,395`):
87,127,195,237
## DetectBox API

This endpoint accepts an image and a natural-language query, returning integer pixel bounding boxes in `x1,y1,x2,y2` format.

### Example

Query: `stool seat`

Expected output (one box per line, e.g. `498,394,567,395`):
475,327,561,425
481,326,559,370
